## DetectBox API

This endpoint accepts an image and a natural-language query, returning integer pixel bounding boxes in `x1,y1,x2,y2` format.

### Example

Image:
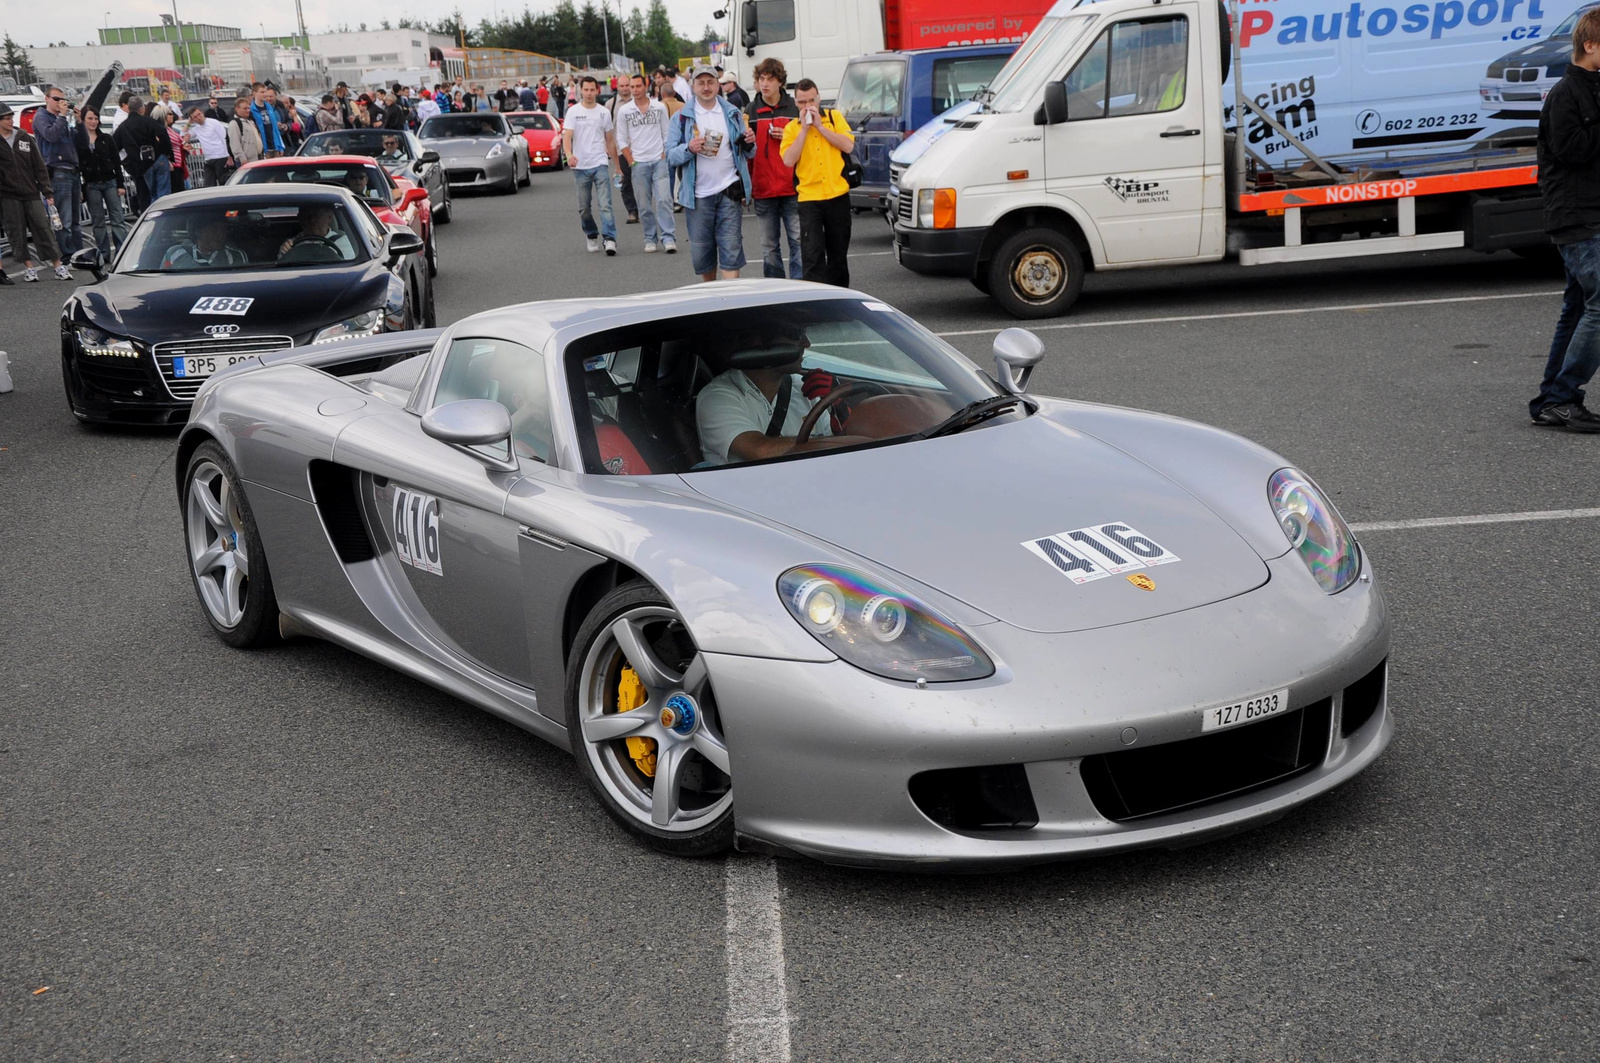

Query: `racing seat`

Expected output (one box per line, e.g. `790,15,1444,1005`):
634,338,710,469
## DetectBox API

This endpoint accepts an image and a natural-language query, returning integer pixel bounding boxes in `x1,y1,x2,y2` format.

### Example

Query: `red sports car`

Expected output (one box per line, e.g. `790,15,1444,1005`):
505,110,564,171
228,155,440,278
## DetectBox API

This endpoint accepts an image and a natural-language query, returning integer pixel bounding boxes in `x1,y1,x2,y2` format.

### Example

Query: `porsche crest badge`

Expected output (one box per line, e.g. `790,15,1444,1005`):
1126,573,1156,591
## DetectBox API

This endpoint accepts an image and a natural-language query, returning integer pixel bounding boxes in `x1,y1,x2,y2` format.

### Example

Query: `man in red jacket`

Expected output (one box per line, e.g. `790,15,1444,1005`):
743,58,801,279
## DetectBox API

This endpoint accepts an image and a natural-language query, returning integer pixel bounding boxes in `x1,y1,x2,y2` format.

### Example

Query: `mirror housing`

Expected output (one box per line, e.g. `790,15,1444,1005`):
420,149,441,164
421,399,520,471
741,0,759,51
70,245,106,280
385,229,425,263
1035,81,1069,126
993,328,1045,395
399,186,429,210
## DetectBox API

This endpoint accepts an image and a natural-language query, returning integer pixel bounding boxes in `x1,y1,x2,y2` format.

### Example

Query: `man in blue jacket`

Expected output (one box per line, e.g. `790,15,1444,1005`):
666,65,754,282
32,85,83,256
250,83,286,158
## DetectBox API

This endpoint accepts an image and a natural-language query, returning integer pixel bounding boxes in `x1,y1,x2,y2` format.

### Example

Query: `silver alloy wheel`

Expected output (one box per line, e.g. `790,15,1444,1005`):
185,460,250,629
576,605,732,832
1010,246,1065,302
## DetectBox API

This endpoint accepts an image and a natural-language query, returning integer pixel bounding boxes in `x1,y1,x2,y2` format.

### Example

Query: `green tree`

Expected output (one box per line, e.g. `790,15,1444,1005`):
3,33,40,85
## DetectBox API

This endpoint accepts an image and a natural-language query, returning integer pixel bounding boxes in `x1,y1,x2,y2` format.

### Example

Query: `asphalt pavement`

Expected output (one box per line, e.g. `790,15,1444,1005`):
1,174,1594,1062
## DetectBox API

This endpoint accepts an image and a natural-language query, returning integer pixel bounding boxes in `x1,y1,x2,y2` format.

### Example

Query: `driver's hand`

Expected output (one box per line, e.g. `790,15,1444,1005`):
278,236,295,255
801,369,837,402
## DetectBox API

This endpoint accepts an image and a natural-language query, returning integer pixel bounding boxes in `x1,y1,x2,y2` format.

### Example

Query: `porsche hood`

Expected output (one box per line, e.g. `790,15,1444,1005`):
682,414,1271,634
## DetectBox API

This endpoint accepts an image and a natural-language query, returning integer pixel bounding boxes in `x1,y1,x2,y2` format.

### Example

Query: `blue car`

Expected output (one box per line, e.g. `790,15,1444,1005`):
837,44,1016,214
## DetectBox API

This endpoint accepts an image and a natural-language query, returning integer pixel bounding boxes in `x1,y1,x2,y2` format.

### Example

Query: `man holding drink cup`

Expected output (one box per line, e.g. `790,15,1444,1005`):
666,65,755,282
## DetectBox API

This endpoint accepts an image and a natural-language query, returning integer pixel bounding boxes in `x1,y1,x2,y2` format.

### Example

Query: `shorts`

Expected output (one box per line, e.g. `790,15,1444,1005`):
685,185,747,274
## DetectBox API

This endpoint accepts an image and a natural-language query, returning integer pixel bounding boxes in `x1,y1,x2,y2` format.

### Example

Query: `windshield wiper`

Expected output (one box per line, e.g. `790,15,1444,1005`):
914,394,1032,441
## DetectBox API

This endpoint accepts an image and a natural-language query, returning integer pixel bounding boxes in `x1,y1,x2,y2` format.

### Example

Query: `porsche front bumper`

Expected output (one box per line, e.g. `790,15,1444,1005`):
710,551,1391,870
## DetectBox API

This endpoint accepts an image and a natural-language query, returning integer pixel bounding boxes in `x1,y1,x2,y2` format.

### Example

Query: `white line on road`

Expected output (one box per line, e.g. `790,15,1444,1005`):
1350,507,1600,533
933,289,1564,337
726,855,793,1063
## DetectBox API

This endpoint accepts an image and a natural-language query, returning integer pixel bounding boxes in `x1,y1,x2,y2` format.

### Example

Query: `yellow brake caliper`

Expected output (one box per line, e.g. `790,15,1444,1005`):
616,666,657,777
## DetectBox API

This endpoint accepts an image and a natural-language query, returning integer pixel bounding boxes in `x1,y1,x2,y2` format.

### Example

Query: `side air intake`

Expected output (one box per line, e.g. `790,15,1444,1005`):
308,461,377,563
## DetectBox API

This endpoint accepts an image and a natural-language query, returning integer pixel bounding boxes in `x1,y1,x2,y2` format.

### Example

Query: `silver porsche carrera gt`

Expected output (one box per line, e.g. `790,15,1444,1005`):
175,281,1391,869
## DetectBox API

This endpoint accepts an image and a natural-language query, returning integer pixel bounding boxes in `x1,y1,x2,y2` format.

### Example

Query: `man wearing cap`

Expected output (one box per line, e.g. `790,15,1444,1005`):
720,71,750,109
0,103,70,281
666,64,755,282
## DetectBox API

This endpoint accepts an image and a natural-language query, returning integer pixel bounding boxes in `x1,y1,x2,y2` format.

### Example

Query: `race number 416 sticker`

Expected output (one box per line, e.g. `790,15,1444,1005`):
392,487,443,575
190,296,254,315
1022,521,1180,585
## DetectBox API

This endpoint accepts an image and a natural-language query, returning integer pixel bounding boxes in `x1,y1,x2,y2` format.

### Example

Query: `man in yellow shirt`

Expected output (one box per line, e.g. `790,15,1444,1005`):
779,79,856,287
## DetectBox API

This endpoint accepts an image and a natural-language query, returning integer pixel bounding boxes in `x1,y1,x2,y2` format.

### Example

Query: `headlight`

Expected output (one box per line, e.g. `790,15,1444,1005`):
312,309,383,344
778,564,994,682
916,188,934,228
487,142,506,158
1269,469,1360,594
76,326,139,358
915,188,956,229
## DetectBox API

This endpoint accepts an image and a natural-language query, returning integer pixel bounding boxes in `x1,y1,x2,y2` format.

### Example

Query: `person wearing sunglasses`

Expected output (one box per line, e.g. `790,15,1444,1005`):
32,85,84,257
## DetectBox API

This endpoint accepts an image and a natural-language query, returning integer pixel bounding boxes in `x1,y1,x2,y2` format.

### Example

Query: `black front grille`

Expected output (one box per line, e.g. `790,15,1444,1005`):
151,335,294,400
1081,699,1333,822
910,764,1038,832
75,356,155,398
447,168,486,184
897,191,914,223
1341,659,1386,737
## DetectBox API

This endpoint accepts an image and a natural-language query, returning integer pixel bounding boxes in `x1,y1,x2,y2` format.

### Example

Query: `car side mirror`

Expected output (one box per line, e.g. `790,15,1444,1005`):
385,229,425,262
399,186,428,210
421,399,519,471
420,149,441,163
69,245,106,280
993,328,1045,394
1035,81,1069,126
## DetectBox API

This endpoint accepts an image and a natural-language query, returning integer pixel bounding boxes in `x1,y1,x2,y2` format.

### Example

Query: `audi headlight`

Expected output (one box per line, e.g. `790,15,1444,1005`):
76,326,139,358
1269,469,1360,594
312,309,382,344
487,142,506,158
779,564,993,682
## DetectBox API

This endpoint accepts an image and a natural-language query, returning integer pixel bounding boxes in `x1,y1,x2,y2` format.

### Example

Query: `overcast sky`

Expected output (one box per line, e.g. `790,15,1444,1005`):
9,0,724,49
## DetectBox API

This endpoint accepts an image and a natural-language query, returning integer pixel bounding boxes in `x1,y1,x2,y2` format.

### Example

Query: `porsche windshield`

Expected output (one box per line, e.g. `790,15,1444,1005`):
233,162,394,206
560,299,1017,475
117,202,371,272
420,114,509,138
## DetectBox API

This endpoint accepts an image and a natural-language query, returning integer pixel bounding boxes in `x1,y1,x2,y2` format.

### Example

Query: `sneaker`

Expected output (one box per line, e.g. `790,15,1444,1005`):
1532,405,1564,427
643,241,658,254
604,238,617,256
626,213,640,224
54,264,73,281
585,236,601,253
663,240,677,254
0,271,12,286
22,267,38,282
1539,402,1600,433
673,204,683,213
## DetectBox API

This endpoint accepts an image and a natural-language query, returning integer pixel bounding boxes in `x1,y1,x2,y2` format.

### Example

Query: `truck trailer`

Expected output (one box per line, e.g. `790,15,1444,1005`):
892,0,1561,317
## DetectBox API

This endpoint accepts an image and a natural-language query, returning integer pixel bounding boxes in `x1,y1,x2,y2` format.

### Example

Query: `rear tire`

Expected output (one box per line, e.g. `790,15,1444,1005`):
182,441,280,648
566,581,735,857
987,226,1085,319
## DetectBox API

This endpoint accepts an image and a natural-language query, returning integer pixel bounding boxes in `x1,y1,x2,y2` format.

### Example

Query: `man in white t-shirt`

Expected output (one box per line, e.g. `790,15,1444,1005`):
561,75,618,255
615,73,675,254
696,326,838,466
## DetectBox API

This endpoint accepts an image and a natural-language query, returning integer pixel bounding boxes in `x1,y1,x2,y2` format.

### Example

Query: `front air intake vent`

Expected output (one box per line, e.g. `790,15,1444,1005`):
909,764,1039,832
308,461,376,563
1340,659,1386,737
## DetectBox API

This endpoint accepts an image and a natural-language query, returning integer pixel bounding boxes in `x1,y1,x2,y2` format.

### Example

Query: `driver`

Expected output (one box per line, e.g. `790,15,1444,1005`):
377,134,408,162
343,168,375,200
695,324,845,465
276,204,350,260
162,216,248,269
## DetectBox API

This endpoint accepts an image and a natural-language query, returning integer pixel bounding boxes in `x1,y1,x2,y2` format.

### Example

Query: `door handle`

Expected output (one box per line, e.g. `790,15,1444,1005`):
1160,128,1201,138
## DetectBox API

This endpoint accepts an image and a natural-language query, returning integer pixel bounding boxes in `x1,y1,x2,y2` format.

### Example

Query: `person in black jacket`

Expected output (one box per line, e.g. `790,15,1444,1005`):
114,97,173,208
75,107,127,257
1533,8,1600,433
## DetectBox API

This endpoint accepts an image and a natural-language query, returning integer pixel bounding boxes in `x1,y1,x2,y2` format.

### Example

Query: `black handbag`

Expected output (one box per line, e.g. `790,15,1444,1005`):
832,110,863,189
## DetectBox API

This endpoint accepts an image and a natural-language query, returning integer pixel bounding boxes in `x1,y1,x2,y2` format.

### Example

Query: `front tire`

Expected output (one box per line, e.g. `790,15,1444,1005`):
436,185,452,224
182,441,279,648
518,157,531,187
566,581,734,856
987,226,1085,319
426,221,439,277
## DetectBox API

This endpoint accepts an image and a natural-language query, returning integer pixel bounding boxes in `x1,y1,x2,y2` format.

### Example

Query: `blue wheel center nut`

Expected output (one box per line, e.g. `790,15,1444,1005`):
660,693,698,736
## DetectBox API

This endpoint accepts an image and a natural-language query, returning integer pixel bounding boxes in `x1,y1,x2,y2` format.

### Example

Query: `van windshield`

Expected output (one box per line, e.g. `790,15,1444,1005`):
987,15,1095,113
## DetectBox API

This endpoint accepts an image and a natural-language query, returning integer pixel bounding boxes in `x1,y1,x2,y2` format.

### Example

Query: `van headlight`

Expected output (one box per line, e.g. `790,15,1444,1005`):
779,564,994,682
1269,469,1360,593
312,309,382,344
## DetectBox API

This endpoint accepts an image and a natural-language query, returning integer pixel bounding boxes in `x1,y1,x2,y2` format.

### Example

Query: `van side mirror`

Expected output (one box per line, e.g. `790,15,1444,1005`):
993,328,1045,394
1035,81,1069,126
741,0,759,51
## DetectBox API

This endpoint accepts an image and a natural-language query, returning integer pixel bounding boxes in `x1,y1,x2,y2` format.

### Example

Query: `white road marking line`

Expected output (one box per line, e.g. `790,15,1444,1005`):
1351,507,1600,533
858,250,896,256
726,855,792,1063
933,290,1564,338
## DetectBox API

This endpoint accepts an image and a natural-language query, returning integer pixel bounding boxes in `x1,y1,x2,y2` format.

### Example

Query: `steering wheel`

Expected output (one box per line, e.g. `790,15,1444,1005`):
796,381,878,444
293,234,342,250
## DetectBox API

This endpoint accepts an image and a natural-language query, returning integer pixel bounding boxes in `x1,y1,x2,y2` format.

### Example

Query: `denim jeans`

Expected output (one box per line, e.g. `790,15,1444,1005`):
1535,235,1600,413
572,165,616,241
630,158,675,245
82,179,127,258
49,170,82,256
753,196,801,279
685,188,747,274
145,156,172,203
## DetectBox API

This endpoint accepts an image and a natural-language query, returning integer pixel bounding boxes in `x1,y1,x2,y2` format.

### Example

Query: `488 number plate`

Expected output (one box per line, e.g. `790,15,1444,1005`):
1201,688,1290,732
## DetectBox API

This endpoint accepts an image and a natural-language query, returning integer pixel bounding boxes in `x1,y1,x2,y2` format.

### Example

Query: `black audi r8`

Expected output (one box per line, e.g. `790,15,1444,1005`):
61,185,430,425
